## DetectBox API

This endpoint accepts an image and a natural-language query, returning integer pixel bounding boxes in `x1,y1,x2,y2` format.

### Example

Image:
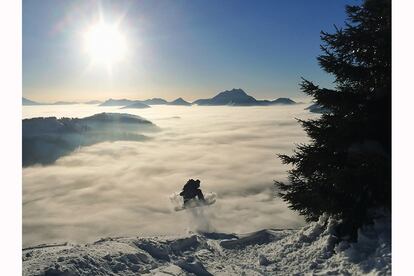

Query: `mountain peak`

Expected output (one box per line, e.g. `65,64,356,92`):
169,97,191,106
272,98,296,105
141,98,168,105
193,88,257,106
220,88,247,96
99,99,135,106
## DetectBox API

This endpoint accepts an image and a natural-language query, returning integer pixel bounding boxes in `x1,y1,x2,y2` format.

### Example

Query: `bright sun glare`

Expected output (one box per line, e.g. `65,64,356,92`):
83,21,127,66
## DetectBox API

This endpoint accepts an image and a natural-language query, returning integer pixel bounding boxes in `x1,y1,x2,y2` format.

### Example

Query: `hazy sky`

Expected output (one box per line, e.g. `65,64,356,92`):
23,0,358,102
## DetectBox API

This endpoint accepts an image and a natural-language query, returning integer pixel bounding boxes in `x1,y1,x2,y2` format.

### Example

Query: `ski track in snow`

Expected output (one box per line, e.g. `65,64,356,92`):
23,215,390,276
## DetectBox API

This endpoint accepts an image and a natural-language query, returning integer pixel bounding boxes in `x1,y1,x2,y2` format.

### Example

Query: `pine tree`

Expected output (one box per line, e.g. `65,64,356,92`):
276,0,391,240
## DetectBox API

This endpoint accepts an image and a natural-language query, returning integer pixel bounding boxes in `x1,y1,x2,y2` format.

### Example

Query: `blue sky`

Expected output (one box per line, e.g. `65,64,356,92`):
23,0,360,102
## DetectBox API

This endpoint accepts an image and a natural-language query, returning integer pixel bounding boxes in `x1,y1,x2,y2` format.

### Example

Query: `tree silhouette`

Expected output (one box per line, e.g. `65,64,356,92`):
276,0,391,240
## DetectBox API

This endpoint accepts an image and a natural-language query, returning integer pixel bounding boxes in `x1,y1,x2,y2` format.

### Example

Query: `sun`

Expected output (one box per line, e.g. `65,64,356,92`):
83,21,127,66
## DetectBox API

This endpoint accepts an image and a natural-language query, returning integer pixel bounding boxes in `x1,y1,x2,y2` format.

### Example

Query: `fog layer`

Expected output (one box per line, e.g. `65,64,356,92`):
23,104,315,247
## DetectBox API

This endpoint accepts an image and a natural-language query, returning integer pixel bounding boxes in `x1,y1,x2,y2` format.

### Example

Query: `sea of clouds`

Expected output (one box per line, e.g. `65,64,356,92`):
23,104,317,247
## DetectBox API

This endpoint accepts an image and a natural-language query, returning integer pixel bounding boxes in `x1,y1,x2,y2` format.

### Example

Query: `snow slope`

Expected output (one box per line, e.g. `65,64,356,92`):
22,215,390,275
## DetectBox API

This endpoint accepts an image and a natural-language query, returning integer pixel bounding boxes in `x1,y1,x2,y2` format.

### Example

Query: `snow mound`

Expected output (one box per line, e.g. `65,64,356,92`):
170,192,217,212
22,215,390,275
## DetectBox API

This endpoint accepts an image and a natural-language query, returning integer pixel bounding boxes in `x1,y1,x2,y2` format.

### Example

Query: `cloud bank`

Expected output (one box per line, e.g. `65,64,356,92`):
23,104,317,247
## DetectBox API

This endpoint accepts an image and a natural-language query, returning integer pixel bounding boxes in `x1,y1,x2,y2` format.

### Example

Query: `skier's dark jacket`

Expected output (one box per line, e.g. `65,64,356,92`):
180,179,204,203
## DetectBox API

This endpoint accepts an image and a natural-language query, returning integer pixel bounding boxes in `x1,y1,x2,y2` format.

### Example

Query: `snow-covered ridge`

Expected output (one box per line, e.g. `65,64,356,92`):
22,215,390,275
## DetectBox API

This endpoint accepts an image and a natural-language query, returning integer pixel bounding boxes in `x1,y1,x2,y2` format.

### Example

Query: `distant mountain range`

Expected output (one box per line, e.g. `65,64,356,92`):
141,98,168,105
101,89,295,108
192,89,296,106
22,98,103,106
99,97,192,107
23,89,296,108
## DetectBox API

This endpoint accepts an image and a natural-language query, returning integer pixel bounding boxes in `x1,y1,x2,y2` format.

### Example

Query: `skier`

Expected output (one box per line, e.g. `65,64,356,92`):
179,179,205,206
